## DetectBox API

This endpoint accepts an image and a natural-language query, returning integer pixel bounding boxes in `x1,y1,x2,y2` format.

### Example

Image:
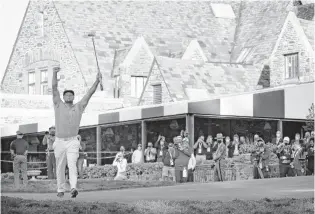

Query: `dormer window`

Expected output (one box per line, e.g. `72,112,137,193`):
35,11,44,37
153,84,162,104
131,76,147,98
211,4,235,19
284,53,299,79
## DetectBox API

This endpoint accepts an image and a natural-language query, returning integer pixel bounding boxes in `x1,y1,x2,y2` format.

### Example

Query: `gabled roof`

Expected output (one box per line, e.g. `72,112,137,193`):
144,56,261,102
231,1,291,65
299,18,315,49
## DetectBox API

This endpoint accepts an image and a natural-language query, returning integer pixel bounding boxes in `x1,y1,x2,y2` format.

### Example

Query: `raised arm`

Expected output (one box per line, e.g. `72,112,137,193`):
52,67,62,105
79,73,101,111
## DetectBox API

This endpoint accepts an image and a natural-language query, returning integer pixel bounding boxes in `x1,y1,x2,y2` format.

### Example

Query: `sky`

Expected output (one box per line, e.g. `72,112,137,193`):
0,0,29,81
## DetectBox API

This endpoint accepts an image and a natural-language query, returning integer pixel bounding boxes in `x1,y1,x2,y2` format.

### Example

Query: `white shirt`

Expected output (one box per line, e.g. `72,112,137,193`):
132,150,142,164
113,158,127,173
188,154,196,170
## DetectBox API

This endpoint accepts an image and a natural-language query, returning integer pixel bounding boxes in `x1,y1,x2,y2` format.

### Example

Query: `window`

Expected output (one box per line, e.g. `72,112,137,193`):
40,69,48,95
211,4,235,19
285,53,299,79
114,75,120,98
35,12,44,37
131,76,147,98
236,47,254,63
153,84,162,104
28,71,36,94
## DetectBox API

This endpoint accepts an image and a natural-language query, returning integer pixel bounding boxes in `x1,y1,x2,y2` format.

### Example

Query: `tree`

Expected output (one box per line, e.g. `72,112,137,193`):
303,103,314,132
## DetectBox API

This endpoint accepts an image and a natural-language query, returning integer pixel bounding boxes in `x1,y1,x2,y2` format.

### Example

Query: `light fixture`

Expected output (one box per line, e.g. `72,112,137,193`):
264,122,272,130
104,128,114,136
170,120,179,130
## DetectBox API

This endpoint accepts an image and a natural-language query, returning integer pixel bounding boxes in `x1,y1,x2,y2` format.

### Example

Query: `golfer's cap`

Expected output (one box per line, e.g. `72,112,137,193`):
16,131,23,135
283,137,290,142
63,90,75,96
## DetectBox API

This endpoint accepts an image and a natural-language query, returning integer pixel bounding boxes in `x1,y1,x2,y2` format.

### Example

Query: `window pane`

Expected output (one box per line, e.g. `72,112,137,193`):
29,72,35,84
130,77,136,97
41,84,48,95
136,77,143,98
41,69,48,82
29,84,35,95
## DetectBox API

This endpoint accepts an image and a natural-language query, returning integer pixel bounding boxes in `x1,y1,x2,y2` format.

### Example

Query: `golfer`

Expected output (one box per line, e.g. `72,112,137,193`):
52,66,102,198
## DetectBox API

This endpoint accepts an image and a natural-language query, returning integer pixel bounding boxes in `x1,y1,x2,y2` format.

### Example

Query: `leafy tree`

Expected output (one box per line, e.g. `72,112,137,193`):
303,103,314,132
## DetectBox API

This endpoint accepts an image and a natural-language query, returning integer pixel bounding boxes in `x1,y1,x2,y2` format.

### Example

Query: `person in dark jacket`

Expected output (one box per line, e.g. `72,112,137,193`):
174,136,193,183
276,137,294,177
205,135,213,160
162,143,178,181
155,135,168,162
306,137,314,175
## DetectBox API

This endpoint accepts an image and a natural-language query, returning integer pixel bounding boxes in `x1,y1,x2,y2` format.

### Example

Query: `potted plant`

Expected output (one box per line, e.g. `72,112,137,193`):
27,157,44,180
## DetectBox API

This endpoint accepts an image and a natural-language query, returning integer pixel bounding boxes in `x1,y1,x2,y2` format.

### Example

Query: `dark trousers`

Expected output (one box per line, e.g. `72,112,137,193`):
175,168,189,183
253,166,269,179
47,152,56,179
306,158,314,175
279,164,294,178
187,169,194,182
214,160,225,182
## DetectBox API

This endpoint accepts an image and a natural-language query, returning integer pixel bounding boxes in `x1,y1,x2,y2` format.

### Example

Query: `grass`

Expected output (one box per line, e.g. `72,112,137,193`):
1,196,314,214
1,179,176,193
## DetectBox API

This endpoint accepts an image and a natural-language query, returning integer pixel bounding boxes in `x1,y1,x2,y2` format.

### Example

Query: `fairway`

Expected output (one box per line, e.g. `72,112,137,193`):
2,176,313,203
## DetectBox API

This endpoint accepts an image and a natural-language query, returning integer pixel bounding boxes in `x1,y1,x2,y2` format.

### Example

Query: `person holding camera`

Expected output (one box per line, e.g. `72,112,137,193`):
145,142,157,163
10,130,29,188
213,133,226,182
112,153,127,180
276,137,294,177
194,135,207,164
162,143,178,181
42,126,56,179
251,140,271,179
291,140,305,176
155,135,168,162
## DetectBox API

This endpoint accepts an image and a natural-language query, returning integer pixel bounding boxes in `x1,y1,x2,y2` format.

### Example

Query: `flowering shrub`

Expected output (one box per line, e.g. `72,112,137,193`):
265,143,278,153
82,162,164,180
1,172,14,180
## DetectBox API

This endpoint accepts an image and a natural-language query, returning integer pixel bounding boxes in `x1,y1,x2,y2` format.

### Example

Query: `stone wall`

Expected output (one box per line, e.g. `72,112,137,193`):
270,19,314,87
1,1,88,95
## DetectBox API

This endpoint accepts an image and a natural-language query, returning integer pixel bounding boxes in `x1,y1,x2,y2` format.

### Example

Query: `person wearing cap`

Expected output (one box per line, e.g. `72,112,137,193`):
51,66,102,198
213,133,227,182
251,140,271,179
145,142,157,162
42,126,56,179
276,137,294,177
10,131,29,188
112,153,127,180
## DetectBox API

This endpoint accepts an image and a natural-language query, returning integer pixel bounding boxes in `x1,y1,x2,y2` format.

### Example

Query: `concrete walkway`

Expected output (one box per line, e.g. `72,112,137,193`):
2,176,314,203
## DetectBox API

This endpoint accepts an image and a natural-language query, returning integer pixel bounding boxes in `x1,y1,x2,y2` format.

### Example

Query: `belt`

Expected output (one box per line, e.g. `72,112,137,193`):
48,150,54,152
56,136,77,141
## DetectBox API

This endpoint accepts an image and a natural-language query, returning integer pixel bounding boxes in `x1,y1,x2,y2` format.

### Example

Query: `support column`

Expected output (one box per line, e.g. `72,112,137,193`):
141,121,147,163
96,126,102,166
277,120,283,137
186,114,194,148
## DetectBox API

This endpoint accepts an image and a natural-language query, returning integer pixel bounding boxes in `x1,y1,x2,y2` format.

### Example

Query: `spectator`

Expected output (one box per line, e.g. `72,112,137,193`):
182,130,190,147
271,131,283,145
291,133,301,146
213,133,226,182
187,152,196,182
251,140,271,179
193,135,207,164
127,148,134,163
240,136,246,144
253,134,260,146
311,131,314,138
116,146,125,158
145,142,157,163
10,131,29,188
306,137,314,175
132,144,142,164
112,153,127,180
155,135,168,162
161,142,177,181
77,135,87,179
225,136,232,158
42,126,56,179
174,136,192,183
232,134,240,156
291,140,305,176
205,135,213,160
276,137,294,177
